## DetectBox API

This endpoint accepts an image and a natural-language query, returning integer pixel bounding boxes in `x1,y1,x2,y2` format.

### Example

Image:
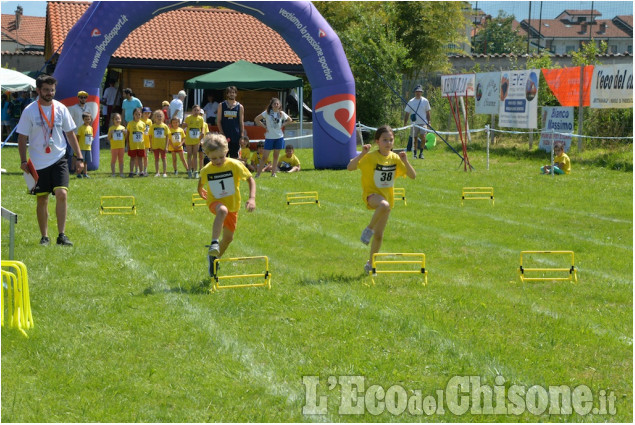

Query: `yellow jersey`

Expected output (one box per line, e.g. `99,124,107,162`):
108,125,126,150
358,150,407,209
127,120,146,150
198,158,252,212
77,124,93,151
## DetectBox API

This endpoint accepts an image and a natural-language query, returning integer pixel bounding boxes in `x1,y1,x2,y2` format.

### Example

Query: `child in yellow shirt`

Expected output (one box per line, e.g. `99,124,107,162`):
238,136,253,171
142,107,153,176
541,143,571,175
278,144,301,173
108,112,126,177
250,142,271,173
76,112,93,178
168,117,188,175
149,110,170,177
347,125,416,274
198,133,256,276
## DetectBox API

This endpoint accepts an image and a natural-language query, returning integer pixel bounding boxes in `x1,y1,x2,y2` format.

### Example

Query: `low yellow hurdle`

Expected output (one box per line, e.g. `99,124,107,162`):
461,187,494,206
368,253,427,286
191,193,207,210
212,256,271,292
393,188,407,206
286,191,320,207
519,251,578,283
100,196,136,215
1,260,33,337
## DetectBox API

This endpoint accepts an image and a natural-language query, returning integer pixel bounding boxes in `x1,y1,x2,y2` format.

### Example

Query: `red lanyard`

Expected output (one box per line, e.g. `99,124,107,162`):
38,101,55,153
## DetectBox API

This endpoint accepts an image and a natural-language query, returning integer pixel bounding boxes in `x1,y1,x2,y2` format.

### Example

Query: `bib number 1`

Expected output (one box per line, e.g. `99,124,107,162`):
207,171,235,199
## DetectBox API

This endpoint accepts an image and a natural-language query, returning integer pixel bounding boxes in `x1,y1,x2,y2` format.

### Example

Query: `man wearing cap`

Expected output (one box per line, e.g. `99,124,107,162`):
169,90,186,124
121,88,143,125
68,90,99,171
404,84,431,159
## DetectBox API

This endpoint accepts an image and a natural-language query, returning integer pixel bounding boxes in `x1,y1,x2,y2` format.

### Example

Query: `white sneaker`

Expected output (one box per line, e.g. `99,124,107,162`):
208,241,220,257
364,261,374,275
360,227,374,245
162,173,168,178
155,173,160,177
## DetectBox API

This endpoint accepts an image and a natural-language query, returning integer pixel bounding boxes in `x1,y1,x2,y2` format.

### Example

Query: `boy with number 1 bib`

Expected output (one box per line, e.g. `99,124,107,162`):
198,133,256,276
348,125,416,274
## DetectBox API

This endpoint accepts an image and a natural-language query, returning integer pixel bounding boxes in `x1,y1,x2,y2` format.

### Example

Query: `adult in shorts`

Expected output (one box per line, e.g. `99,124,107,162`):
17,74,84,246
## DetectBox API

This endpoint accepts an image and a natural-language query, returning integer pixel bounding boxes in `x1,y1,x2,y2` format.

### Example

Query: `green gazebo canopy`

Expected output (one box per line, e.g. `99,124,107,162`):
184,60,302,90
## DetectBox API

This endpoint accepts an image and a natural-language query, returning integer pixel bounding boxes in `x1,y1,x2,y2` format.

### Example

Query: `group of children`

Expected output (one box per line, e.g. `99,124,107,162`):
103,97,302,180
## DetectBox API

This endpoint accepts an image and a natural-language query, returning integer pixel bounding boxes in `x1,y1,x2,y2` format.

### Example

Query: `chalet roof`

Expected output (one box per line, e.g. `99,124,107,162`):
556,9,602,19
1,13,46,47
46,1,300,67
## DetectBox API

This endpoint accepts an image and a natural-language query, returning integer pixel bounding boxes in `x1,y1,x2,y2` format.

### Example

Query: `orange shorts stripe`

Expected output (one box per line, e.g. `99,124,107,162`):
208,201,238,232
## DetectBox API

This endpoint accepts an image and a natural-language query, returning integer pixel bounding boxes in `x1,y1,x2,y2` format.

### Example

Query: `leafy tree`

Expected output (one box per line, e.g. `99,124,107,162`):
571,40,608,66
472,11,525,55
314,2,407,126
392,1,469,81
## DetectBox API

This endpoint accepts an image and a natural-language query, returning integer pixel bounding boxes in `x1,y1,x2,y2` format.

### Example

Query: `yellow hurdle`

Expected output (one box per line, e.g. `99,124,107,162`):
286,191,320,207
461,187,494,206
519,251,578,283
393,188,407,206
191,193,207,210
212,256,271,292
368,253,427,286
99,196,136,215
1,260,33,337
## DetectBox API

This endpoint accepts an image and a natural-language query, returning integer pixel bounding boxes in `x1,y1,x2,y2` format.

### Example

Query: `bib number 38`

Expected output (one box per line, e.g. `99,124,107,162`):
373,164,396,188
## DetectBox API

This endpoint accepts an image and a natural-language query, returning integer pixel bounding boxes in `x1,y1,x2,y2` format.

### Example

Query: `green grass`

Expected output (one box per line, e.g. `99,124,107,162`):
1,145,632,422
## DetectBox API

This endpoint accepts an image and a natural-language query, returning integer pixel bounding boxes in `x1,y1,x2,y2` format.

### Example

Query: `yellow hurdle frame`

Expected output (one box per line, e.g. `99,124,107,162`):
100,196,136,215
212,256,271,292
393,188,407,206
519,251,578,283
191,193,207,210
369,253,427,286
1,260,33,337
461,187,494,206
286,191,320,207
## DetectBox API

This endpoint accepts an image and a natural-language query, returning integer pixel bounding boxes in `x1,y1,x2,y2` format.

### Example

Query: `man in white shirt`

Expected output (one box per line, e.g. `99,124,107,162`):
202,93,219,126
403,84,431,159
102,81,118,128
169,90,187,124
17,74,84,246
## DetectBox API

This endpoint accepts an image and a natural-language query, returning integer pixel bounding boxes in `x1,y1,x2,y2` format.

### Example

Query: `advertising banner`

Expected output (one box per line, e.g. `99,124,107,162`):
590,64,633,109
441,74,475,97
542,66,593,107
498,70,539,129
539,107,575,152
475,72,500,115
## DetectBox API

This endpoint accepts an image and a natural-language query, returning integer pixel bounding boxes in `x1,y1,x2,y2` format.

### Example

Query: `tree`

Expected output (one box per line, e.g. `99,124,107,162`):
472,11,525,55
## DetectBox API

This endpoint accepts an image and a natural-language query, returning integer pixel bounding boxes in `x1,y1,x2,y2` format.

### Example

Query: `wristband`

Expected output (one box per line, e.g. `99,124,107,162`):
21,160,27,164
77,158,84,162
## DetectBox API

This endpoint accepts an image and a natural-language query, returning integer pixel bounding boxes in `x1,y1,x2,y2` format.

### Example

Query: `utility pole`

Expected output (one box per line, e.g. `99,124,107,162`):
527,1,532,54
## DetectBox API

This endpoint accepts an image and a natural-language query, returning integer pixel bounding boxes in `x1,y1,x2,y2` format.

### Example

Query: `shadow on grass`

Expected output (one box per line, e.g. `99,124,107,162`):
299,272,366,286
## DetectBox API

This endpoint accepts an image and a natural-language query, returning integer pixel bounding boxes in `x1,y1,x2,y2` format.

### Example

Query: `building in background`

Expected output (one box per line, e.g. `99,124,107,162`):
1,5,45,73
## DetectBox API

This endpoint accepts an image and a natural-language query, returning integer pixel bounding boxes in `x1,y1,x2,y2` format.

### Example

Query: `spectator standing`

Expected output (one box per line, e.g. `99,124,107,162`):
216,86,244,159
169,90,186,124
202,93,219,126
17,74,84,246
102,80,118,130
403,84,431,159
121,88,142,124
1,93,10,140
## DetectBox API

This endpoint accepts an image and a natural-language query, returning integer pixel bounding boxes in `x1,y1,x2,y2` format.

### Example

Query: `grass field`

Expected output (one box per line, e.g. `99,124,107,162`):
1,143,632,422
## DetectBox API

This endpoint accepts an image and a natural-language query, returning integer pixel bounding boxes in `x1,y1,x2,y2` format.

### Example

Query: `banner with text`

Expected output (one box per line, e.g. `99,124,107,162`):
539,107,575,152
441,73,475,97
498,70,539,129
475,72,500,115
541,66,593,107
590,64,633,109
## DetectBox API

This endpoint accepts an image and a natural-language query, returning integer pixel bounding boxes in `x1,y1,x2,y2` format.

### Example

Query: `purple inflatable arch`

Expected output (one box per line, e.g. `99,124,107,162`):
54,1,356,169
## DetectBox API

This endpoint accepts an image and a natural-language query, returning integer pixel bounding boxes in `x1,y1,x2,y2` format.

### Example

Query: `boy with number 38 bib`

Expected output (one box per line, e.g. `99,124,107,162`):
348,125,416,274
198,133,256,276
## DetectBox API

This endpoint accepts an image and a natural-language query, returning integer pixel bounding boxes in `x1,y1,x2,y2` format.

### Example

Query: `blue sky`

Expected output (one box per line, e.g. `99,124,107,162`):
1,0,633,20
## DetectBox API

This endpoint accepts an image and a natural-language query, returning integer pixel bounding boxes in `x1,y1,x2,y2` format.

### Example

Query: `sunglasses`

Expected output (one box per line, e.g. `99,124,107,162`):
78,96,87,99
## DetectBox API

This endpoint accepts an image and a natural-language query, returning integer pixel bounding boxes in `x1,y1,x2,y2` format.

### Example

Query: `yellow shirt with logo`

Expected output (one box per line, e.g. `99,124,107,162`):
279,153,300,167
184,114,205,146
358,150,407,209
240,147,251,162
77,124,93,151
108,125,126,150
198,158,252,212
250,151,270,166
150,123,170,150
127,120,147,150
169,127,185,151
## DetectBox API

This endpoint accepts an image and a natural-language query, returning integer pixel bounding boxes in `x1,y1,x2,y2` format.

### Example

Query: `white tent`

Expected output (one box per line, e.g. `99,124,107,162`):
0,68,36,92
